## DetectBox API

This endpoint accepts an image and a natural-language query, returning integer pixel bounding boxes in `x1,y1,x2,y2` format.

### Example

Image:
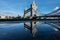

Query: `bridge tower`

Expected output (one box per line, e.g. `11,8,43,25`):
24,1,37,19
31,1,37,17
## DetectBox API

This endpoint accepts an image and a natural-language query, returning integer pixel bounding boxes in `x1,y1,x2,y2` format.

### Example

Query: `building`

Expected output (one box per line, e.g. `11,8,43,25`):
0,15,15,19
0,15,6,19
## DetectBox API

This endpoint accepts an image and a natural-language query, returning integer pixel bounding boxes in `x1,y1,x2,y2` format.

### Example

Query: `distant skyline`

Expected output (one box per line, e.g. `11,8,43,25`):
0,0,60,16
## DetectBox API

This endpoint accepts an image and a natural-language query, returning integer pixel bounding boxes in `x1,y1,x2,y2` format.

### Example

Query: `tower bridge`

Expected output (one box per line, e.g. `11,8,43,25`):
24,1,60,20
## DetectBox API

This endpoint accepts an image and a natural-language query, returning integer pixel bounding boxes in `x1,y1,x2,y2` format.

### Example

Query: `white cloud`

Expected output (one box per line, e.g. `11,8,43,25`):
0,10,21,16
54,7,60,10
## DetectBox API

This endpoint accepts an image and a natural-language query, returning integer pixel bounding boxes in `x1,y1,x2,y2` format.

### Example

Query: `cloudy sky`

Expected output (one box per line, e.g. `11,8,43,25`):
0,0,60,16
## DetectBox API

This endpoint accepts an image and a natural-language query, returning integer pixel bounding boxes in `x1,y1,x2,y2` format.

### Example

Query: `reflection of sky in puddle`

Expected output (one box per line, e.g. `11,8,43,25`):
0,21,60,40
0,23,24,40
0,22,22,28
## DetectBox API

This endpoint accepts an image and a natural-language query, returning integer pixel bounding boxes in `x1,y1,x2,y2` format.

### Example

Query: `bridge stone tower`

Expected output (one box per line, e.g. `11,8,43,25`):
24,1,37,18
31,1,37,17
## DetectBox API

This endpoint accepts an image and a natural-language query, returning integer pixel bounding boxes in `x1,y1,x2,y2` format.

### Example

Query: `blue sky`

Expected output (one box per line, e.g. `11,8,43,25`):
0,0,60,16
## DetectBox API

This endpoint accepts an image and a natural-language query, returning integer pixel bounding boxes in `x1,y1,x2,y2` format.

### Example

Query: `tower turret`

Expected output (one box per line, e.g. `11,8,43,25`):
31,1,37,17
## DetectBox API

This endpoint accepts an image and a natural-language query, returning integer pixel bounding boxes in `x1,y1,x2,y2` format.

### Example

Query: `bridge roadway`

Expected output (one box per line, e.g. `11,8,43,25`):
25,15,60,20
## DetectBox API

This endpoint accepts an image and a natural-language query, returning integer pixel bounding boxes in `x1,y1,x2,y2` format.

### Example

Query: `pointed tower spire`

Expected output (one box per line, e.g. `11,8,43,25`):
31,1,37,10
32,0,36,4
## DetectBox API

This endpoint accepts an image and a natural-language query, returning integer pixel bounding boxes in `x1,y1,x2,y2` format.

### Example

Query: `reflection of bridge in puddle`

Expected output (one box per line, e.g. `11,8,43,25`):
24,20,60,37
38,21,60,31
24,21,37,37
43,21,60,31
